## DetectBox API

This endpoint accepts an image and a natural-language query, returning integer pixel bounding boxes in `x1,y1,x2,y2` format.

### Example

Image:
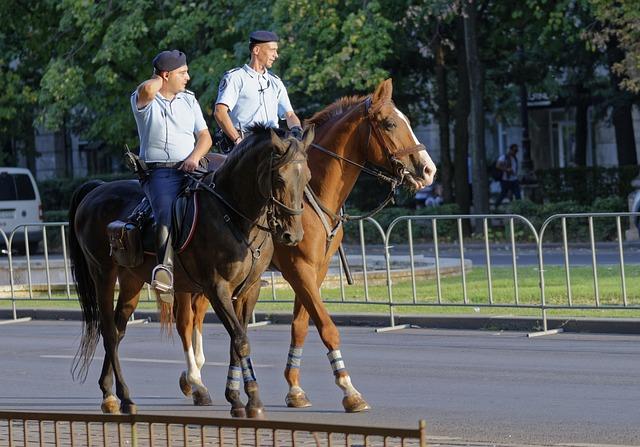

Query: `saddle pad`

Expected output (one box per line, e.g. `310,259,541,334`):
142,192,199,255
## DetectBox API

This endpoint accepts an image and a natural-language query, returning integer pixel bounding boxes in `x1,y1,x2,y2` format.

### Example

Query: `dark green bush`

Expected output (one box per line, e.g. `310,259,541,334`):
342,203,461,244
502,196,627,241
535,165,639,205
38,172,134,212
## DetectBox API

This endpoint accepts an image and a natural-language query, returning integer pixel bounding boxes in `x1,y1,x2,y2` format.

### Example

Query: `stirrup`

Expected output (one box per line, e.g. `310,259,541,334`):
151,264,174,293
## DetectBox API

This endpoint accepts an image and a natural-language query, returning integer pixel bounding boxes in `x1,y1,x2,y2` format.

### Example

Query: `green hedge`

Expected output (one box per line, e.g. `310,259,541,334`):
38,172,135,212
535,165,639,205
343,195,627,244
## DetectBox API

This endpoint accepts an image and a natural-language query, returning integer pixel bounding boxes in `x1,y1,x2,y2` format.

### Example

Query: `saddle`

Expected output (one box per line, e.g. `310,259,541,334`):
107,153,227,268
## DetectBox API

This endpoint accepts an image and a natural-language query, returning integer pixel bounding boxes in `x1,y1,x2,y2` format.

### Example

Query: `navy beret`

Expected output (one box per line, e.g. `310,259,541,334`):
250,30,279,44
153,50,187,72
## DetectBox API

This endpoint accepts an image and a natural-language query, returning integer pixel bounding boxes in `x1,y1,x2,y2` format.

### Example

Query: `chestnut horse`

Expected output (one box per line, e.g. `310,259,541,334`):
178,79,436,413
68,127,312,417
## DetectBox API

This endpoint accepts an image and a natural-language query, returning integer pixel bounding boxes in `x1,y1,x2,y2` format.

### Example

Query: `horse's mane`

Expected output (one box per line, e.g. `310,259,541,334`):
215,125,301,187
306,95,367,128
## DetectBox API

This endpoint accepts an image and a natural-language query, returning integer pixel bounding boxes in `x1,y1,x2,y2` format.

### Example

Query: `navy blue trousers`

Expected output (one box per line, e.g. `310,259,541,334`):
141,168,186,232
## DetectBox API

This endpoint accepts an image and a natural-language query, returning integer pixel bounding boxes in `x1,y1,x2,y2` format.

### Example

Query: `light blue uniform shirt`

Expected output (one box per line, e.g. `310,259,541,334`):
131,90,208,162
215,64,293,131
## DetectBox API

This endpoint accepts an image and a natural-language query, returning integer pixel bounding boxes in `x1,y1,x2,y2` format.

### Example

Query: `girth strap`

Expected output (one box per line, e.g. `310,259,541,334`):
304,186,342,249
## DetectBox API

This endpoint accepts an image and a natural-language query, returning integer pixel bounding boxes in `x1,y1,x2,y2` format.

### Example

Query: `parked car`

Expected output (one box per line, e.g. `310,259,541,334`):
0,167,43,254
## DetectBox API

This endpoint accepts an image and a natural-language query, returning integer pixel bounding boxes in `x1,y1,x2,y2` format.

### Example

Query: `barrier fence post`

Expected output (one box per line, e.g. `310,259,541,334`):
376,218,410,333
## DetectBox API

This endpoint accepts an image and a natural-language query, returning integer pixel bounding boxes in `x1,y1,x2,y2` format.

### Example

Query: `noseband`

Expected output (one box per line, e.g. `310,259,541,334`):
262,148,306,234
364,96,427,184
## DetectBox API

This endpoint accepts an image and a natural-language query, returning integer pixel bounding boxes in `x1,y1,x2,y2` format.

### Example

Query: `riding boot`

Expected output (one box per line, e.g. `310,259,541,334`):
151,224,174,303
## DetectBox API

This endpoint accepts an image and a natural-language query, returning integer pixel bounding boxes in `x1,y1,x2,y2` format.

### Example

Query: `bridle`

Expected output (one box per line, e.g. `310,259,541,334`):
186,142,305,235
259,144,306,234
308,96,426,222
364,96,427,182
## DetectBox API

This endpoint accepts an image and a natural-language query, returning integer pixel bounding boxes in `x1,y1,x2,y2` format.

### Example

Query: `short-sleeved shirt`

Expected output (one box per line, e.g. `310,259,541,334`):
215,64,293,131
130,90,208,162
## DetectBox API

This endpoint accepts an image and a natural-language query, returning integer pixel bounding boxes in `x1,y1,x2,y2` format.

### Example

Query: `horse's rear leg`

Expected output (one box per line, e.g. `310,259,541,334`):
113,270,144,413
98,270,143,414
92,268,121,414
288,266,370,413
176,292,212,406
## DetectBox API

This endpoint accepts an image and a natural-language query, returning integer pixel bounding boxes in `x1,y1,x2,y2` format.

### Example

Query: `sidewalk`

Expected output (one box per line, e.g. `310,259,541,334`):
2,308,639,335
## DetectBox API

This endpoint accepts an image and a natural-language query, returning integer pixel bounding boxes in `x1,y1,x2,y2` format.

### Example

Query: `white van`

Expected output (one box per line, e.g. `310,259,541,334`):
0,167,43,253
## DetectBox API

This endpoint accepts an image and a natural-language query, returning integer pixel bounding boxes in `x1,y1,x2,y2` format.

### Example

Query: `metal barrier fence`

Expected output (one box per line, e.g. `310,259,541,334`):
537,212,640,330
3,213,640,333
381,214,540,330
0,411,426,446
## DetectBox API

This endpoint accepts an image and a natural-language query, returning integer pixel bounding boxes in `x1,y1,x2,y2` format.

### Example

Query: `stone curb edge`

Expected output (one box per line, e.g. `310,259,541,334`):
1,309,639,335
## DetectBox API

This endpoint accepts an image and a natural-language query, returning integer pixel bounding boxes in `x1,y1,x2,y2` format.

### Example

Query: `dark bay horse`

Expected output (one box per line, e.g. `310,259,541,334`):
68,127,312,417
178,78,436,412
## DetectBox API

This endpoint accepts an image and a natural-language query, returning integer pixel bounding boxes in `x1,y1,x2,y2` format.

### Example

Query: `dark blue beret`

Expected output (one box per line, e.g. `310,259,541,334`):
250,30,279,44
153,50,187,72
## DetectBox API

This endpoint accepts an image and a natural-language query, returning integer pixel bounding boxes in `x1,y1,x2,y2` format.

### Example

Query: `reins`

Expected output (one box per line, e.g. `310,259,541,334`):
307,96,425,225
186,146,304,234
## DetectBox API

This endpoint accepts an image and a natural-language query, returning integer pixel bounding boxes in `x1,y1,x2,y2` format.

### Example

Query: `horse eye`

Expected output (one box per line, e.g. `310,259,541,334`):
382,119,396,130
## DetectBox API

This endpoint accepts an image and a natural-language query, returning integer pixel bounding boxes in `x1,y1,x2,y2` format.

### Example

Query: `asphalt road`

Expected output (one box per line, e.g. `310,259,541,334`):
0,320,638,446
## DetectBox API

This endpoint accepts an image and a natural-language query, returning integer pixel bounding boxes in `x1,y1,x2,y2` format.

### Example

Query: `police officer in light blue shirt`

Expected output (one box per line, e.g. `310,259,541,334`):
214,30,303,149
131,49,211,297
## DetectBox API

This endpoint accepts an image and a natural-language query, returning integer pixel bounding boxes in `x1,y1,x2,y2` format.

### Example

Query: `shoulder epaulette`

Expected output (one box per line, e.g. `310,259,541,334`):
225,67,241,76
183,89,195,95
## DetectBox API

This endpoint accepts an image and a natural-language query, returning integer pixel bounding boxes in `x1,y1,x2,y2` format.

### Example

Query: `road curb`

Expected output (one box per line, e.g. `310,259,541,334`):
1,309,639,335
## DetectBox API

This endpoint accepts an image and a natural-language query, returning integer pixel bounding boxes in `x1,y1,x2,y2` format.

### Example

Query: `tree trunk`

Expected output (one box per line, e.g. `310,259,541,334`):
574,86,588,167
463,0,489,214
612,103,637,166
608,42,638,166
435,38,453,202
454,16,471,218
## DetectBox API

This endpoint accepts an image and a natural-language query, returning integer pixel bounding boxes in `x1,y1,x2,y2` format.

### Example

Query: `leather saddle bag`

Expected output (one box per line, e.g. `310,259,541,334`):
107,220,144,268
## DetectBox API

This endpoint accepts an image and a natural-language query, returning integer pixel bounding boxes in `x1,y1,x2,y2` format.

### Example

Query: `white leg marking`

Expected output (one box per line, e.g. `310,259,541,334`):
184,347,206,394
336,374,361,398
193,327,205,370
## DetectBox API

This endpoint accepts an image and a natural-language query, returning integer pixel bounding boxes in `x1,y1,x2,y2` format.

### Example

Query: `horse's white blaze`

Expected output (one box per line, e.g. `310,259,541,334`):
393,106,435,184
393,107,420,145
193,327,205,370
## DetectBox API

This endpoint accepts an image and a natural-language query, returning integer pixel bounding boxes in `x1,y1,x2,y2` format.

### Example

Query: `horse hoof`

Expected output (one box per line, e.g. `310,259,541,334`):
179,371,192,397
230,407,246,418
285,392,312,408
246,407,266,419
101,396,120,414
342,394,371,413
192,390,213,406
120,402,138,415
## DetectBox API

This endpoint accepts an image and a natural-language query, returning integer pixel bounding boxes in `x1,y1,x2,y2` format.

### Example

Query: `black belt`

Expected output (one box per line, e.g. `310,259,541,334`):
147,162,181,169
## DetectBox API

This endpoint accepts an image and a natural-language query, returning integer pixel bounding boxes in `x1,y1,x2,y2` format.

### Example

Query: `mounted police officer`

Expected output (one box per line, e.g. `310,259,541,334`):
131,50,212,298
214,30,303,151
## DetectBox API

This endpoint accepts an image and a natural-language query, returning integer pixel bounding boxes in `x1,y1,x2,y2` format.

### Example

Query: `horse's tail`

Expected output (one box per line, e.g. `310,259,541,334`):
68,180,104,382
157,294,175,337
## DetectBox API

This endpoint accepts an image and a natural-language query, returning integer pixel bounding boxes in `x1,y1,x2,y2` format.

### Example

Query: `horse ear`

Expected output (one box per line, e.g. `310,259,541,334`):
269,128,286,154
301,125,315,152
372,78,393,104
